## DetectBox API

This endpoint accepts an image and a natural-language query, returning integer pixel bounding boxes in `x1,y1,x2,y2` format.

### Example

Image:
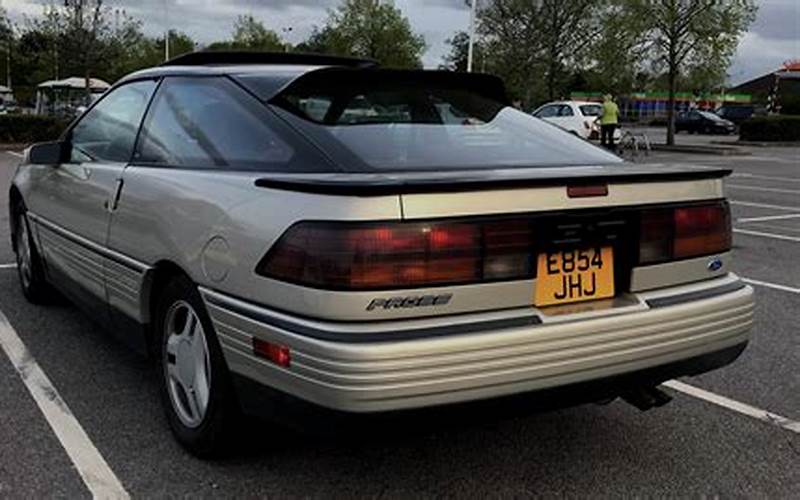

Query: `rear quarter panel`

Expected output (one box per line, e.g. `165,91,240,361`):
108,166,402,316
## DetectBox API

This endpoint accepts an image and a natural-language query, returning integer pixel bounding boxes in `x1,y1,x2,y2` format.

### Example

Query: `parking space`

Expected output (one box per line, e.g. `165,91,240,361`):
0,146,798,497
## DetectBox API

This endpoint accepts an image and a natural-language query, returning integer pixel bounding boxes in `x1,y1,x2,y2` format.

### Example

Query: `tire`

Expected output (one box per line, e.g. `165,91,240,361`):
155,275,238,457
13,202,53,304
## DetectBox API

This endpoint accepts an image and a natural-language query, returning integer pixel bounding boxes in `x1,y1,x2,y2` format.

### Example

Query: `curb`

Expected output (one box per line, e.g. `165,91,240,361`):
711,140,800,148
649,144,750,156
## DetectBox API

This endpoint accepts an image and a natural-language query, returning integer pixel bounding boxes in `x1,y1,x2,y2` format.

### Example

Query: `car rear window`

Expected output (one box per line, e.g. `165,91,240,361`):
247,69,621,172
699,111,725,122
579,105,602,116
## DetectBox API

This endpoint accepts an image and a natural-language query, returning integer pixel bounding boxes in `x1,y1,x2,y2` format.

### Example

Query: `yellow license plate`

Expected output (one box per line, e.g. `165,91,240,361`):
534,247,615,307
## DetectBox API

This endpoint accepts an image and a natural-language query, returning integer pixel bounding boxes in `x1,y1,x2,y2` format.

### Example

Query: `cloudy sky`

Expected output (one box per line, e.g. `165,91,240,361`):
1,0,797,85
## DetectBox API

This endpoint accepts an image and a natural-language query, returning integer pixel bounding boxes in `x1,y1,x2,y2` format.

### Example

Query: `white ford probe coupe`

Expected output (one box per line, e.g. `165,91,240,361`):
9,52,753,456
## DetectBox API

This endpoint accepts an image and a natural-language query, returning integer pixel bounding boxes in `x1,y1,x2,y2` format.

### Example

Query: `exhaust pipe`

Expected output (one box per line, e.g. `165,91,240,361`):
621,385,673,411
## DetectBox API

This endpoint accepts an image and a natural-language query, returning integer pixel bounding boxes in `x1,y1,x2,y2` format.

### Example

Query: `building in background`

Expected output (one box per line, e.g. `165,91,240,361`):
729,60,800,115
570,91,751,122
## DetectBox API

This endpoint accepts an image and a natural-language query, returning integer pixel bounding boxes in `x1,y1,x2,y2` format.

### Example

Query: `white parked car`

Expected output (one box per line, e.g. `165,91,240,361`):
532,101,622,141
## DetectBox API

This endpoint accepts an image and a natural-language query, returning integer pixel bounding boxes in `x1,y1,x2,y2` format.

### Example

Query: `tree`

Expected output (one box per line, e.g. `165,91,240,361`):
634,0,757,145
208,15,284,52
440,30,486,72
306,0,426,68
0,8,13,90
108,29,195,81
586,0,650,96
479,0,604,105
18,1,146,97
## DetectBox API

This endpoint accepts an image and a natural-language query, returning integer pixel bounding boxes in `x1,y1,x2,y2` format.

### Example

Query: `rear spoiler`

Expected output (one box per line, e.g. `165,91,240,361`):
254,165,732,197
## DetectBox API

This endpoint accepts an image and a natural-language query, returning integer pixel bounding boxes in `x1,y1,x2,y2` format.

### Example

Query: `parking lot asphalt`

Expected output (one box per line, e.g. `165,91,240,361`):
0,142,798,497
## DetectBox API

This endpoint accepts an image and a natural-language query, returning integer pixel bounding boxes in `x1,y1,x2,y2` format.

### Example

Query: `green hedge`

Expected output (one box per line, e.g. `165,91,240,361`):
739,115,800,142
0,114,70,144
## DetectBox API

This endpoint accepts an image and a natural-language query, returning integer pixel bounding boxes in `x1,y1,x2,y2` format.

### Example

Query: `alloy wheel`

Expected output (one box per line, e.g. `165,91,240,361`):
16,213,32,290
163,300,212,428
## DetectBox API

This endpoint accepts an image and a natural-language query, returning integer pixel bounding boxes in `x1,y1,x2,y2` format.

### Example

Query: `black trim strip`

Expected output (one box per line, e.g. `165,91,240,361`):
204,292,542,343
646,281,746,309
29,213,149,273
254,168,731,196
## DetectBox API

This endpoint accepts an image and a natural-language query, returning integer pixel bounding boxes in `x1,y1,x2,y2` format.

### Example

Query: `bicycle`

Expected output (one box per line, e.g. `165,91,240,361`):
617,129,651,161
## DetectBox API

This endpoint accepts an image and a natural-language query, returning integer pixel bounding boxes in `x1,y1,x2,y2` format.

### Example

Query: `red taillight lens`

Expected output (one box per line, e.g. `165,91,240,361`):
639,202,731,264
257,220,534,290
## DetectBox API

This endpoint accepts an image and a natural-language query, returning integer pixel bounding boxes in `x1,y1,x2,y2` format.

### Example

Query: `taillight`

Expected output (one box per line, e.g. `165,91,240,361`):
639,202,731,264
257,220,534,290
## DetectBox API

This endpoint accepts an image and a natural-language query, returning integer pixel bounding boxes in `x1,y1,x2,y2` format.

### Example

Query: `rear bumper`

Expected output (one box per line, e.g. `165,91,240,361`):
201,275,753,413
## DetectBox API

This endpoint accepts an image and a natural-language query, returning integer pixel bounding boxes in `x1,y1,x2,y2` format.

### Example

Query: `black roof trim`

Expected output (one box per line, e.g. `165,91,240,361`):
161,51,378,68
254,166,732,196
269,67,510,105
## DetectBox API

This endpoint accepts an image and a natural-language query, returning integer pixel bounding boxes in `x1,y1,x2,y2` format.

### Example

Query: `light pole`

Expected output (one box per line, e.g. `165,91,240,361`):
164,0,170,61
6,24,12,90
282,26,293,53
466,0,477,72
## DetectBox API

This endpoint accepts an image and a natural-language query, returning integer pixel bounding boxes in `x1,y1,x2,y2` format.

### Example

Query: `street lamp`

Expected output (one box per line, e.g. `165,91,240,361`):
466,0,476,72
164,0,170,61
282,26,293,53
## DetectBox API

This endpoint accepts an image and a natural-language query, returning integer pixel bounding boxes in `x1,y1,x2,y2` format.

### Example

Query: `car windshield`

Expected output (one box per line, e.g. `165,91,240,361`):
263,71,620,172
579,105,602,116
699,111,725,122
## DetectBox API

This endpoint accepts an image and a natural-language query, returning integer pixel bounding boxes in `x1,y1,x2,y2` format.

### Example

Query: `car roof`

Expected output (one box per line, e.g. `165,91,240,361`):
117,51,378,95
535,100,601,109
117,51,509,104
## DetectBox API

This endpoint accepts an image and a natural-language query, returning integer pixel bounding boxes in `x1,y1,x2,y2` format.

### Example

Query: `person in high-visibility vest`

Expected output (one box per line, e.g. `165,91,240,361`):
600,94,619,152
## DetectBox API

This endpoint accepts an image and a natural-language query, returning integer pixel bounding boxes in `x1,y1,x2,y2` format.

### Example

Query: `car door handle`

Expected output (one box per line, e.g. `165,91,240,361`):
107,179,124,213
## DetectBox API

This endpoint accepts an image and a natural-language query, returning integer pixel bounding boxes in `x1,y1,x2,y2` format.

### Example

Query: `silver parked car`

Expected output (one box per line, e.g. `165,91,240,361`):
9,52,754,456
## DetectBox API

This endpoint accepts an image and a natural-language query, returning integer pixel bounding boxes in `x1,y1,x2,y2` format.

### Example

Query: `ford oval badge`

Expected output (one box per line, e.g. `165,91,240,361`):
707,257,723,272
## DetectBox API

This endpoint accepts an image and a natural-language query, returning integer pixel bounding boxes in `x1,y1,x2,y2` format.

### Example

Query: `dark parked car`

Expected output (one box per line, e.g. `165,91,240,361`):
715,105,754,124
676,110,736,135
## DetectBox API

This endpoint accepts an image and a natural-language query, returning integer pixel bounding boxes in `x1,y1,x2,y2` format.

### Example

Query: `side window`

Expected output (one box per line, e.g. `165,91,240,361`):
70,80,156,163
136,77,296,170
558,105,575,117
535,105,558,118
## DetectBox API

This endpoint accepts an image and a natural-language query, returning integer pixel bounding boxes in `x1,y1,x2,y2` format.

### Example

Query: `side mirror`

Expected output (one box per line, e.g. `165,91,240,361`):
28,141,69,165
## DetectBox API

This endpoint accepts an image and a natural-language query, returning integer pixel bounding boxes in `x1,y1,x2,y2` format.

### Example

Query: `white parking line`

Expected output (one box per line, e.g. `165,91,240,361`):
664,380,800,434
727,184,800,195
738,213,800,223
742,277,800,294
4,150,23,158
730,200,800,212
731,173,800,183
0,309,129,499
0,263,16,269
734,228,800,243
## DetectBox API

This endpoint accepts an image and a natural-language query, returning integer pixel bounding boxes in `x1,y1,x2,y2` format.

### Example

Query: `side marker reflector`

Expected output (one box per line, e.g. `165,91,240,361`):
253,338,291,367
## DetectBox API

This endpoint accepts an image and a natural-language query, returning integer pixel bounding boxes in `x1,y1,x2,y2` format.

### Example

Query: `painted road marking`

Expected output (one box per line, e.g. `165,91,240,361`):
738,213,800,223
727,184,800,195
734,228,800,243
742,277,800,294
664,380,800,434
0,263,16,269
4,150,23,158
0,309,130,499
729,200,800,212
732,173,800,183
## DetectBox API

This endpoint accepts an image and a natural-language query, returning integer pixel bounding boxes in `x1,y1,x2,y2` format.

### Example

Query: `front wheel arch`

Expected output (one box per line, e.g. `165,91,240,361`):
141,260,195,357
8,186,23,253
